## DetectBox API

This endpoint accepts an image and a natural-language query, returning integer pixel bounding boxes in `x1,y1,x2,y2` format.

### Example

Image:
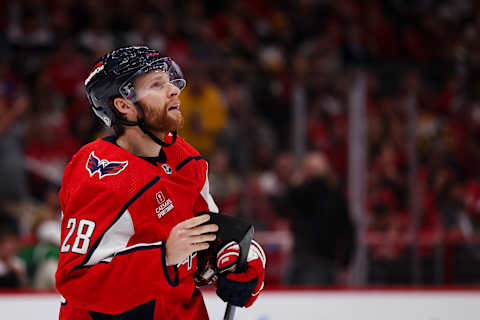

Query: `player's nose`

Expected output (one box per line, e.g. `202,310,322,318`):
167,82,180,97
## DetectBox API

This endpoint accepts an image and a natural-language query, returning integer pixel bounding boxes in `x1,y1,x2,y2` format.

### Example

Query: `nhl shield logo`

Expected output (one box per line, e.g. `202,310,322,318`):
161,164,173,174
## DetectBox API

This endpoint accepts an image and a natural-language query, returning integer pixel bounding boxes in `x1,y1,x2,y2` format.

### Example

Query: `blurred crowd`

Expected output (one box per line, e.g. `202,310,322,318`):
1,0,480,289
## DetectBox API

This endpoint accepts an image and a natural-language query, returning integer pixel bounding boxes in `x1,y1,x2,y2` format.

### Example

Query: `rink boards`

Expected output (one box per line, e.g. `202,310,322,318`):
1,288,480,320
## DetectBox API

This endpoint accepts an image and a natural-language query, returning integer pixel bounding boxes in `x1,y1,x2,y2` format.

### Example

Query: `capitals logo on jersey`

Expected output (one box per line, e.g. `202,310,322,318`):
86,152,128,179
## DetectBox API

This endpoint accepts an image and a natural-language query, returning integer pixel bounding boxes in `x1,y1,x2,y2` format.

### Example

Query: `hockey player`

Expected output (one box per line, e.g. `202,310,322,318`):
55,46,266,319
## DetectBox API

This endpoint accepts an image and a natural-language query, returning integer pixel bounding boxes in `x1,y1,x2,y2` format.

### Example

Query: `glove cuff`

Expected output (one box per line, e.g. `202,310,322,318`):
216,273,258,307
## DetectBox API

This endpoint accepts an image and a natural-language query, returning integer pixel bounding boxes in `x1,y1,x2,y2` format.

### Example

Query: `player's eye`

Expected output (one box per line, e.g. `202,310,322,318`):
151,81,167,89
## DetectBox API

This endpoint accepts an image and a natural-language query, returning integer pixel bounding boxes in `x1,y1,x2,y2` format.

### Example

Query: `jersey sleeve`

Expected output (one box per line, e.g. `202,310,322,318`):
56,241,175,314
194,161,219,214
56,176,177,314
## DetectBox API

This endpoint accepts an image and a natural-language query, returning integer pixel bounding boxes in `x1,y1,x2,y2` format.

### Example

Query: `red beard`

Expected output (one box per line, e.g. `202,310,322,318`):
139,101,184,133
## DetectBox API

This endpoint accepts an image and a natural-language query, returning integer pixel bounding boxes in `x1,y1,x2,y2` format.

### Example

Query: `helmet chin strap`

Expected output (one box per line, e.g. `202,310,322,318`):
138,119,178,147
135,102,177,147
116,102,177,147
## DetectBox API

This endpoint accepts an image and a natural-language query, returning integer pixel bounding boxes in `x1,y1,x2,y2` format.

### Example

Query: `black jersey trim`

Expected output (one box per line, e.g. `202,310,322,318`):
102,135,168,166
175,156,205,171
161,241,179,287
141,148,167,165
101,135,118,144
77,176,161,268
115,243,163,257
89,299,156,320
74,244,164,270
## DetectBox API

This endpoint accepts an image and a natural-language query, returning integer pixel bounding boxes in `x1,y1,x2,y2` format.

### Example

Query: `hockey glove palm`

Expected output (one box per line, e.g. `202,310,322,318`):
216,240,266,307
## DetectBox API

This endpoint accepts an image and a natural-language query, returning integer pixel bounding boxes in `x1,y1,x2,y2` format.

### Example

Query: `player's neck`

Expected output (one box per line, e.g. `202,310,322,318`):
117,127,165,157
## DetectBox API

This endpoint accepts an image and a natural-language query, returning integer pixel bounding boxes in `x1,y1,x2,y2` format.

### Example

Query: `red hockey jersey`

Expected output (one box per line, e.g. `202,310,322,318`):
56,135,218,320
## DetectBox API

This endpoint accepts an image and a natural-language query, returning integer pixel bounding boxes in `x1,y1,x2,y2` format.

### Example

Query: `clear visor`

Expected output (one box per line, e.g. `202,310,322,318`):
119,57,186,102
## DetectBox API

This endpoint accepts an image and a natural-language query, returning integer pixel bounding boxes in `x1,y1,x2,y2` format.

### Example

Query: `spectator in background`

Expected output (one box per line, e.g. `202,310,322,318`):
6,2,54,50
24,65,80,199
2,0,480,287
0,211,26,288
122,14,166,52
78,12,114,57
208,148,242,214
30,219,60,289
280,151,356,285
241,173,280,231
216,75,252,175
259,152,294,202
44,40,88,97
0,72,29,202
19,184,60,289
179,64,227,155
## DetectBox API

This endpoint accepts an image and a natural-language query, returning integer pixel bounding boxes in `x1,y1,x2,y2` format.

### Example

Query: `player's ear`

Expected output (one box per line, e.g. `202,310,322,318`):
113,97,137,121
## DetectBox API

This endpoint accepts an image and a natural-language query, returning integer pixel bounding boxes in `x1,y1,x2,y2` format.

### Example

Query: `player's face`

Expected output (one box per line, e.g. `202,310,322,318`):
134,70,184,133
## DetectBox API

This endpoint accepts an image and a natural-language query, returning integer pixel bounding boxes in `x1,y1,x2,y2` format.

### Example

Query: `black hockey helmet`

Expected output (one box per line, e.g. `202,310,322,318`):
85,46,186,127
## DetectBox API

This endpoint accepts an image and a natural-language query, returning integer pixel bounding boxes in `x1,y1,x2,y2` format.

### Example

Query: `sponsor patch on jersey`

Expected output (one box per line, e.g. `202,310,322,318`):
86,152,128,179
155,191,174,219
161,164,173,175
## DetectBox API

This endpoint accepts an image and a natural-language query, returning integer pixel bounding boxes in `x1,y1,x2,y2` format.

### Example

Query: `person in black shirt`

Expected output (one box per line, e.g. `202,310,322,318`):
280,152,356,285
0,212,25,288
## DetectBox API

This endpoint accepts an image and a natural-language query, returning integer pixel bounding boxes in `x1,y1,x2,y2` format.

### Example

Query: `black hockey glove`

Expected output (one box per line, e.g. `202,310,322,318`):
216,270,258,307
215,240,266,307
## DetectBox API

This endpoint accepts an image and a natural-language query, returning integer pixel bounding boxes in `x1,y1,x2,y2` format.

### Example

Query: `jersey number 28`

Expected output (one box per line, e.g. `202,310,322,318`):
60,218,96,254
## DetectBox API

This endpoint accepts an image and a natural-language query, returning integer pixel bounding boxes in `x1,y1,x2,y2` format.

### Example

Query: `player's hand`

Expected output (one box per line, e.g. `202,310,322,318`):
165,214,218,266
216,240,266,307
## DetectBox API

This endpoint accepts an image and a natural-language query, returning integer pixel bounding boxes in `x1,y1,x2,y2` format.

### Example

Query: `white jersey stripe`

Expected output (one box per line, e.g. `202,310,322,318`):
200,164,219,213
115,241,164,255
84,209,135,266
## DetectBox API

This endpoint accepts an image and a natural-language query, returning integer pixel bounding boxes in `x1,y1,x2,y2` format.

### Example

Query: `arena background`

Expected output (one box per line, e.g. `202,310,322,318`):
1,0,480,319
